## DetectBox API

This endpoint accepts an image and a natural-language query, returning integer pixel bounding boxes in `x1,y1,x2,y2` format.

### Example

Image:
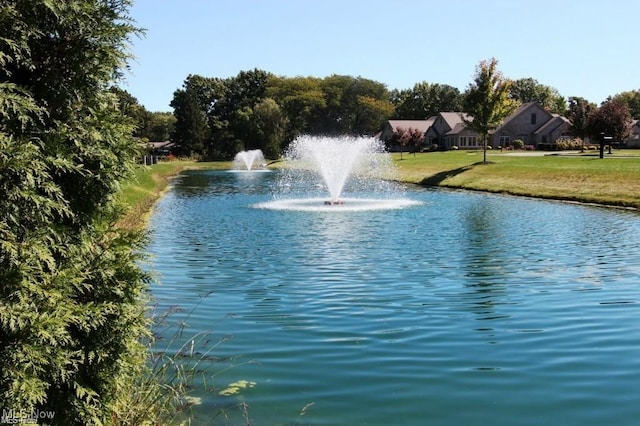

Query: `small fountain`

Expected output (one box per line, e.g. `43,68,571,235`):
232,149,267,172
255,135,419,211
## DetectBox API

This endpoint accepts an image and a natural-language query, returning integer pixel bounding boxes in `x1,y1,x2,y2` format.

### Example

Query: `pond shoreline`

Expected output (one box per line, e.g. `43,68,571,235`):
119,154,639,229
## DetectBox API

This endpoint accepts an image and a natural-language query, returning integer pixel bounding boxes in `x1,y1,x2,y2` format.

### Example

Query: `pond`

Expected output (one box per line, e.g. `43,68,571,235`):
147,169,640,425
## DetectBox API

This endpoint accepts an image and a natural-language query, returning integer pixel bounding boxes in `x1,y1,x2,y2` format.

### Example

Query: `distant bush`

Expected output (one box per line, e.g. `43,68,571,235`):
513,139,524,149
555,137,583,150
538,137,584,151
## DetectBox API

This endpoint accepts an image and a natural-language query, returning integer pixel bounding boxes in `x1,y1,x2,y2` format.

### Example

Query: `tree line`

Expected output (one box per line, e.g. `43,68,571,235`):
125,67,640,160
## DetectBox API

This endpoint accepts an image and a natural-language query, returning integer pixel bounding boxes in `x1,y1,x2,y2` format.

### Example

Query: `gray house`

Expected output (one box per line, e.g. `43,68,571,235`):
379,102,576,151
425,112,479,149
492,102,572,148
625,120,640,148
378,119,434,151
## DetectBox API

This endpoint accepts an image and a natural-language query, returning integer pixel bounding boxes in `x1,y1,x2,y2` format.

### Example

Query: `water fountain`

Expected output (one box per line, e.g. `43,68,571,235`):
232,149,267,171
255,135,419,211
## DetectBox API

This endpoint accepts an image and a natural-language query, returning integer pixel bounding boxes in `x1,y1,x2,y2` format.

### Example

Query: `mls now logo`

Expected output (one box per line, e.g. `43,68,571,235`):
1,409,55,424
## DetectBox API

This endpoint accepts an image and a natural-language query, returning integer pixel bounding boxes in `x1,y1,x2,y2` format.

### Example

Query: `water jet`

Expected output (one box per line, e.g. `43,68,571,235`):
255,135,420,211
233,149,267,171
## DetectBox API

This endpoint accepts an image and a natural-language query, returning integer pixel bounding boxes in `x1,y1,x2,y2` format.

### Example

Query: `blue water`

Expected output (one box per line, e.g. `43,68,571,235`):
147,169,640,425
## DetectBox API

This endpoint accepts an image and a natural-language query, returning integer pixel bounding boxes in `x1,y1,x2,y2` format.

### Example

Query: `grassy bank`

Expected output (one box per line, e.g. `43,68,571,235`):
392,150,640,210
118,160,229,229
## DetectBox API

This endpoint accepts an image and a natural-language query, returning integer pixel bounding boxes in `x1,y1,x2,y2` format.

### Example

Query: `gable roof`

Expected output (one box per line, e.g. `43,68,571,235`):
445,122,468,135
439,112,470,129
533,115,571,135
498,102,552,130
387,118,434,133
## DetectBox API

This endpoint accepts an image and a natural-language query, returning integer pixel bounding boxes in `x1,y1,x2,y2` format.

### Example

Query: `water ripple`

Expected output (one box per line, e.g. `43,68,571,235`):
147,171,640,426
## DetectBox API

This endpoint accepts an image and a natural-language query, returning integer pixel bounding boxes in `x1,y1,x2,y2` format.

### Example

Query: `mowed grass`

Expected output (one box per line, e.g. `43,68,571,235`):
118,160,230,229
392,150,640,209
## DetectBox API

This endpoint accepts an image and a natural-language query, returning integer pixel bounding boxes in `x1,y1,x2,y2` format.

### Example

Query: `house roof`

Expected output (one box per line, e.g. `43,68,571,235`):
439,112,470,129
533,115,571,135
445,122,467,135
147,141,175,149
387,119,434,133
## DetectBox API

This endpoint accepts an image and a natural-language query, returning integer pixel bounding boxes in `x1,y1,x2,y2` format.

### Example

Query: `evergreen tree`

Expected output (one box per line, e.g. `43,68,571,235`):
0,1,150,423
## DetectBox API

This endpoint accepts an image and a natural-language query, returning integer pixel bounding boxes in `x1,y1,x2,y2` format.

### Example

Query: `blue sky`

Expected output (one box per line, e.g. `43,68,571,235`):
125,0,639,112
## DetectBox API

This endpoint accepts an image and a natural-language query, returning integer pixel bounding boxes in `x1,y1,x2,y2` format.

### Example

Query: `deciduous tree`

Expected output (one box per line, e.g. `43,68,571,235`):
392,82,464,119
587,99,631,144
509,77,566,114
610,89,640,118
462,58,518,163
567,96,596,150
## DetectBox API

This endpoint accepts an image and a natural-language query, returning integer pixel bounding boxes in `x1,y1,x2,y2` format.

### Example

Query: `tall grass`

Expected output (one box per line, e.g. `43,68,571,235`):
115,160,253,425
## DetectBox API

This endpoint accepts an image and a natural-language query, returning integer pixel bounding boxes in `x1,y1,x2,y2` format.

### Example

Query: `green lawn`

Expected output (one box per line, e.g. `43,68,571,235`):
392,150,640,209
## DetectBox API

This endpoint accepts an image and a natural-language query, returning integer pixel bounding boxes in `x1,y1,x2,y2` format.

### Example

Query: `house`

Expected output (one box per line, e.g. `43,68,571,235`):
378,119,434,151
534,115,573,149
492,102,571,148
379,102,575,151
146,140,176,156
625,120,640,148
425,112,480,149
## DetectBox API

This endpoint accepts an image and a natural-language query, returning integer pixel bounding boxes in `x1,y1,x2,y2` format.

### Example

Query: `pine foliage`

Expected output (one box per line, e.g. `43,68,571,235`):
0,1,151,424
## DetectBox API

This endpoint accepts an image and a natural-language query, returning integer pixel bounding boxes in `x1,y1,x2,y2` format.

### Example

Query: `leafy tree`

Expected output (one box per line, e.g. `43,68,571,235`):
567,96,596,150
247,98,288,158
220,69,271,158
391,127,424,159
463,58,518,163
267,75,326,143
610,89,640,118
392,82,464,119
341,76,394,135
0,1,151,424
587,99,632,143
509,77,566,114
146,111,177,141
170,74,215,156
313,75,393,135
109,86,150,137
109,88,176,141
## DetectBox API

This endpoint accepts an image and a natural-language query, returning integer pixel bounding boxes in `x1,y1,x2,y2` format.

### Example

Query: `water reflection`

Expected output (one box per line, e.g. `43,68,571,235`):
459,198,511,326
172,169,272,197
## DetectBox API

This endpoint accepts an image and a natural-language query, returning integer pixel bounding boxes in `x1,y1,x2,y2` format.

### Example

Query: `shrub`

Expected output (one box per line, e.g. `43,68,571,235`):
513,139,525,149
0,2,158,424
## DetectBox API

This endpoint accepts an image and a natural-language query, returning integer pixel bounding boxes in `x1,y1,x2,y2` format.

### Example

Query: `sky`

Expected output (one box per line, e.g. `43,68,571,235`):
124,0,640,112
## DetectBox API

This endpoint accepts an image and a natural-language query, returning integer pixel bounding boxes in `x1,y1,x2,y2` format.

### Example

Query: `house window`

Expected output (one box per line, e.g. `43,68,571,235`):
460,136,467,147
469,136,477,146
499,134,510,146
531,113,537,125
